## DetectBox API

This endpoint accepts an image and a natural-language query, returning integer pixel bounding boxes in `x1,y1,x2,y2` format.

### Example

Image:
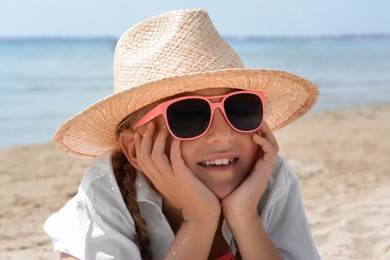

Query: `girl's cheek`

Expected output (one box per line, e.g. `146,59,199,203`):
178,141,194,165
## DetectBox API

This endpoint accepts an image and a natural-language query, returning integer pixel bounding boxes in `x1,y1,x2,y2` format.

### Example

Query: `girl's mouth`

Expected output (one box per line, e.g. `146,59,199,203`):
198,158,237,167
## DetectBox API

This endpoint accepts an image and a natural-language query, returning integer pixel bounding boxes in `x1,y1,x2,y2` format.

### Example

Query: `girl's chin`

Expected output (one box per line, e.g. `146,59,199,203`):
212,186,237,200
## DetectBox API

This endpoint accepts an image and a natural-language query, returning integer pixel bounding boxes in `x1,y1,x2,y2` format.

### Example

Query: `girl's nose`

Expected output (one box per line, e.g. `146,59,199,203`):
204,108,234,143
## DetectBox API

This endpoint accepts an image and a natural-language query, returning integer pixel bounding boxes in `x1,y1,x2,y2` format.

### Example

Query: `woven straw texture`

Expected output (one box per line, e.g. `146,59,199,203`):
53,9,319,158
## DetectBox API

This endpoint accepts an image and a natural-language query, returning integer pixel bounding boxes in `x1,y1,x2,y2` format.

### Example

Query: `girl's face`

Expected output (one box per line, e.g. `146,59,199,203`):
141,88,259,199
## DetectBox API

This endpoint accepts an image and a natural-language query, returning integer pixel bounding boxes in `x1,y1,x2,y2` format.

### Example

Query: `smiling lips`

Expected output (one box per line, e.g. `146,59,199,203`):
199,158,236,166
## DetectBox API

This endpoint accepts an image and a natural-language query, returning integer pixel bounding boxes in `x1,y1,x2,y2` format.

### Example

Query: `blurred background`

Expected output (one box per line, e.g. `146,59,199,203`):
1,0,389,148
1,2,390,259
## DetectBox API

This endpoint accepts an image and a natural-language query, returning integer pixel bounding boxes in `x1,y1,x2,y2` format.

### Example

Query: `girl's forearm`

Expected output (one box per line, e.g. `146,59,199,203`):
225,213,282,260
164,217,219,260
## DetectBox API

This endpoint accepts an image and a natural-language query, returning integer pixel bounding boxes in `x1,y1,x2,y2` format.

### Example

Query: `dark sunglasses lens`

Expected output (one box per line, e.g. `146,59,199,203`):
167,99,211,139
225,93,263,131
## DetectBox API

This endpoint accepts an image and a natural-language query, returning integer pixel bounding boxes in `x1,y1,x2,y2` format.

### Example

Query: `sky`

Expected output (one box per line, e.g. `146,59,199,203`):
0,0,389,38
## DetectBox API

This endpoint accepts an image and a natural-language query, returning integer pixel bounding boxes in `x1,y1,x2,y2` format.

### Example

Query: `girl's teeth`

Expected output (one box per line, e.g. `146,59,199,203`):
203,158,234,166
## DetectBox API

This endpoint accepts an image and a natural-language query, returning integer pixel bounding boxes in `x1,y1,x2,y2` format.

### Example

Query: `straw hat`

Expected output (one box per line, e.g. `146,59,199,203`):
54,9,319,158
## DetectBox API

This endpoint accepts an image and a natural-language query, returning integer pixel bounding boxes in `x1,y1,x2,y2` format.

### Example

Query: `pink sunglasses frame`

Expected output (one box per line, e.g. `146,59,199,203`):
132,90,266,140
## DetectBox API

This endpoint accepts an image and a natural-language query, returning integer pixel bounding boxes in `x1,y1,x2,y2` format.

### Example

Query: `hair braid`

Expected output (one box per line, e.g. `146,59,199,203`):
112,150,153,260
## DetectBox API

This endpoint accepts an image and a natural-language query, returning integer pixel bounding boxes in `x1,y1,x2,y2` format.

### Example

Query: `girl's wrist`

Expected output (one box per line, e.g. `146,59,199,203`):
182,205,221,224
221,200,257,218
166,211,220,260
223,208,260,230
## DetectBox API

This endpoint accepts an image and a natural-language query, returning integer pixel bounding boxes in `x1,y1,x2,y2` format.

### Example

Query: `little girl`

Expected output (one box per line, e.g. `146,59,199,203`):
44,9,320,260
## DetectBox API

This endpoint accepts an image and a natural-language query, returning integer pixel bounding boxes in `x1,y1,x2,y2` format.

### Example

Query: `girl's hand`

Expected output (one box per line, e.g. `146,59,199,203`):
221,122,279,220
134,122,221,222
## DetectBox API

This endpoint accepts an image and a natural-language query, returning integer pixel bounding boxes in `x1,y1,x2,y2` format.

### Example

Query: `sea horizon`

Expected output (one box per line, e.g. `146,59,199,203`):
1,32,390,41
1,36,389,148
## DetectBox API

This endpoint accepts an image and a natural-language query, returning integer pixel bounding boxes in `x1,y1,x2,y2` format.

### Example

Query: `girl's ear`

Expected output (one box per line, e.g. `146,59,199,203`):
119,131,142,171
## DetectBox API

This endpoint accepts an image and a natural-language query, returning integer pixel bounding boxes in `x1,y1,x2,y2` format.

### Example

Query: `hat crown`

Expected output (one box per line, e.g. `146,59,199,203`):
113,9,244,92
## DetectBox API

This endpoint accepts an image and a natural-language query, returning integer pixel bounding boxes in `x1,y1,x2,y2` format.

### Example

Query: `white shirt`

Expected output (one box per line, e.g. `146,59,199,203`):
44,152,320,260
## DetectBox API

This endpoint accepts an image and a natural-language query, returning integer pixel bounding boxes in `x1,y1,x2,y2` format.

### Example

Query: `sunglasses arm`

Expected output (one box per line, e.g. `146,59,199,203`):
132,105,164,130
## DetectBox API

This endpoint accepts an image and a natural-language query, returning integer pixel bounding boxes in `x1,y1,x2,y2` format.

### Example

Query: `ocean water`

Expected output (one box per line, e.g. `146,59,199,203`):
1,37,389,148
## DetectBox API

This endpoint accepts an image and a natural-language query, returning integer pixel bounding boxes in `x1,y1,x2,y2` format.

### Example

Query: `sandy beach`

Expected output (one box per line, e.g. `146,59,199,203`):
1,105,389,260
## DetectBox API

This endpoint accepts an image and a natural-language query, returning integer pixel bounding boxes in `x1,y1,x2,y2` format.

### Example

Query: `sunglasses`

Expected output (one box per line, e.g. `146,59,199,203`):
132,90,265,140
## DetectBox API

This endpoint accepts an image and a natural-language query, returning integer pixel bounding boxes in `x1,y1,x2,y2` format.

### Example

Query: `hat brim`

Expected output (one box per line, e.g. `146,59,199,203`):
54,68,319,158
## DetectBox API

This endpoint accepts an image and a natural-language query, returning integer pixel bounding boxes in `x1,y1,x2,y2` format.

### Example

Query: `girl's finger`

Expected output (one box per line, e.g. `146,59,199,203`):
258,122,279,153
253,134,276,162
151,125,174,174
139,122,156,156
134,129,161,182
170,139,187,176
